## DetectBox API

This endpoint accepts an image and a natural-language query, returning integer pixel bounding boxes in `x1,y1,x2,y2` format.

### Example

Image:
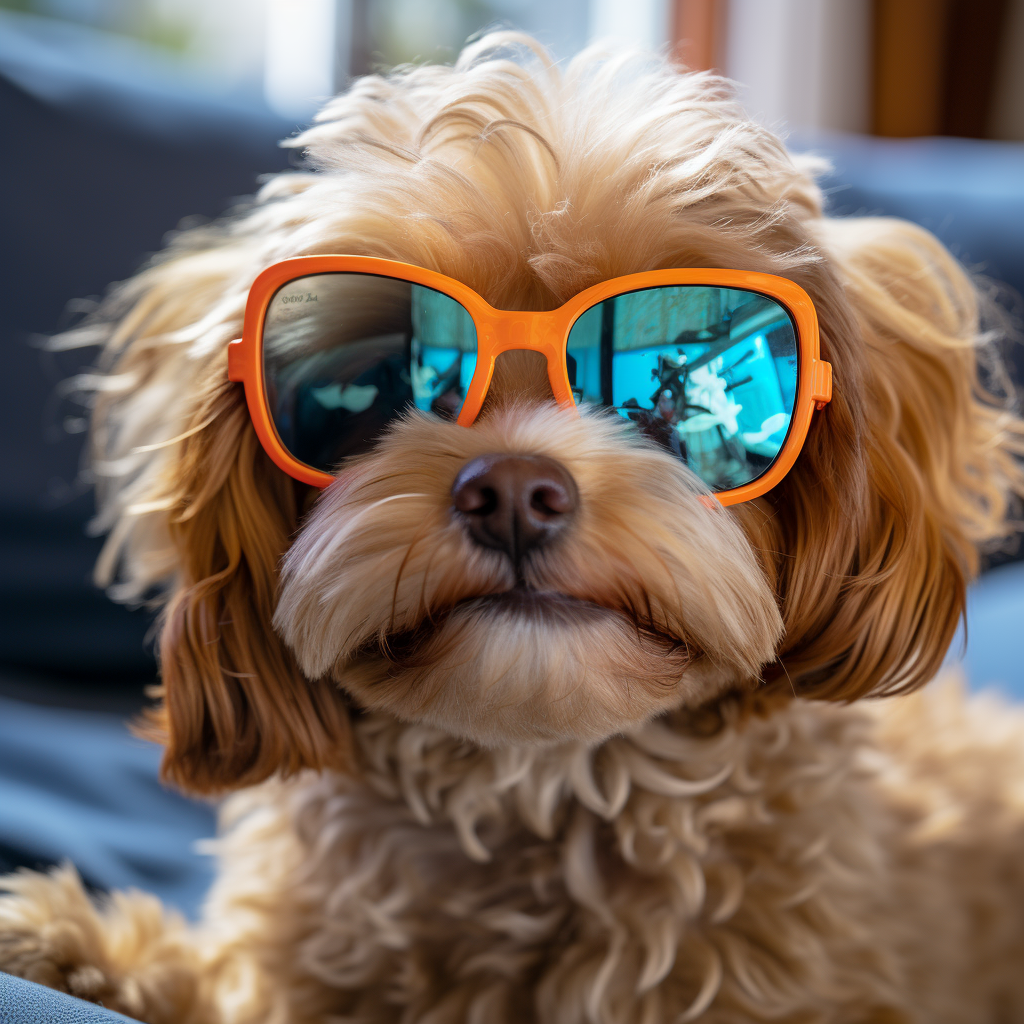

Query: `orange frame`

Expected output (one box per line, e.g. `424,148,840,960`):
228,256,832,506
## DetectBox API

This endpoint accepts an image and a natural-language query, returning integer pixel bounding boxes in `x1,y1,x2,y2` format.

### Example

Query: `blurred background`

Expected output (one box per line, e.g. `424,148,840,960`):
0,0,1022,936
1,0,1021,132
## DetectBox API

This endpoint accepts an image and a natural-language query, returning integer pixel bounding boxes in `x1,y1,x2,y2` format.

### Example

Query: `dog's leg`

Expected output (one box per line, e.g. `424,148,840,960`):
0,866,216,1024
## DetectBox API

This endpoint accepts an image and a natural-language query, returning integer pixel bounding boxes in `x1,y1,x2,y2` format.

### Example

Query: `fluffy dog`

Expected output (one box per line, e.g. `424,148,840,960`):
3,32,1024,1024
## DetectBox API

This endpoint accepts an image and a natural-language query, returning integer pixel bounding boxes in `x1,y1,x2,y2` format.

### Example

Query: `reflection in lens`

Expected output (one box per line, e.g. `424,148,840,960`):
263,273,477,473
567,286,797,491
409,285,477,417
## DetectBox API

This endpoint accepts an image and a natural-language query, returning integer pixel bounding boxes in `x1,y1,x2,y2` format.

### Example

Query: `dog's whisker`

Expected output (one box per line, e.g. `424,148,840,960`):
415,541,447,628
777,658,798,700
389,517,438,632
304,494,432,580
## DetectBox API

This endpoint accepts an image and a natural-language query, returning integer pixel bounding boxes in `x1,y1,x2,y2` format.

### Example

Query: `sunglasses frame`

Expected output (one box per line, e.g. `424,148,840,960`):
228,255,832,505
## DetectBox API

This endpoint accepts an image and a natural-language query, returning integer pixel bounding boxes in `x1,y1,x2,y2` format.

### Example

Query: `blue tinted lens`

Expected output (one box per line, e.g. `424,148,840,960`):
565,302,605,405
409,285,477,414
567,285,797,491
263,273,477,473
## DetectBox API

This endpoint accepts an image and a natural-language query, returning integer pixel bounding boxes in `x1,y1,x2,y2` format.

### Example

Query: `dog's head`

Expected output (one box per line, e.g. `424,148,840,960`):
78,35,1024,793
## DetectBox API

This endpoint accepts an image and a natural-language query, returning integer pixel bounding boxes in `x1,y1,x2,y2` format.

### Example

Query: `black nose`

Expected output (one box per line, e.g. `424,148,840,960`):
451,454,578,561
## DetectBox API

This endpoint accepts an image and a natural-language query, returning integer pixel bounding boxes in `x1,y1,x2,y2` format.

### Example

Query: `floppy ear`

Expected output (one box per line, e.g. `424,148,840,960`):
140,379,354,795
67,237,354,796
749,216,1024,702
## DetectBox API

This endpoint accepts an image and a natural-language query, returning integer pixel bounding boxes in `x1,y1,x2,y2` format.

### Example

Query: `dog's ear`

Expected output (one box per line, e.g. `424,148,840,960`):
138,381,354,795
69,239,354,796
752,217,1024,702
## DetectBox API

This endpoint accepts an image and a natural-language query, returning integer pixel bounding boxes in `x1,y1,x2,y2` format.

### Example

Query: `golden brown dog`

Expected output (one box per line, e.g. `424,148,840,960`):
2,32,1024,1024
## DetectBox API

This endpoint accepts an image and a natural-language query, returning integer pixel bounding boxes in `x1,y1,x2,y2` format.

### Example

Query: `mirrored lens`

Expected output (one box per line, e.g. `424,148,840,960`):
263,273,477,473
567,285,797,491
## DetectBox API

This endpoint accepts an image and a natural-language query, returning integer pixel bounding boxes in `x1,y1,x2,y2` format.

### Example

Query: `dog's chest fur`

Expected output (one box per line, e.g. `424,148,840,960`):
199,685,1024,1024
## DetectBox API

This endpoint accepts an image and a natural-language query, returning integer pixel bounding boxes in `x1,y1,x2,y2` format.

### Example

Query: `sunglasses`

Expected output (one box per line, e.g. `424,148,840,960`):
228,257,832,505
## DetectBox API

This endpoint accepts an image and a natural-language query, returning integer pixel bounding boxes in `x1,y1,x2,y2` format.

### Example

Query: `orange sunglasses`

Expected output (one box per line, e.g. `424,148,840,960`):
228,256,832,505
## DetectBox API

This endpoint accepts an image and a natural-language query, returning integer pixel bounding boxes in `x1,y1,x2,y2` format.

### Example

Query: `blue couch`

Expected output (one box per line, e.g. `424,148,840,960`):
1,11,1022,1021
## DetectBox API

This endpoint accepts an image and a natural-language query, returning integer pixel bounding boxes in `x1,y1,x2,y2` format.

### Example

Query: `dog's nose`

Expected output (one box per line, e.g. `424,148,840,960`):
451,454,578,560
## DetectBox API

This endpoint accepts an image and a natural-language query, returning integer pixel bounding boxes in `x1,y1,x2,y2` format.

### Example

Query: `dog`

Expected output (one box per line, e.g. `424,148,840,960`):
2,31,1024,1024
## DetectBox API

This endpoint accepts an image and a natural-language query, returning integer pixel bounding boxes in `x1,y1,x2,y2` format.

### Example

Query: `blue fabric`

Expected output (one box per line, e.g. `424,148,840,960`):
0,696,216,920
0,972,137,1023
947,560,1024,701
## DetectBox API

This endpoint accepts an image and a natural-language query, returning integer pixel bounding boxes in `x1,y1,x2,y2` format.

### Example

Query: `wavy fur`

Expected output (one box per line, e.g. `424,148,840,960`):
3,30,1024,1024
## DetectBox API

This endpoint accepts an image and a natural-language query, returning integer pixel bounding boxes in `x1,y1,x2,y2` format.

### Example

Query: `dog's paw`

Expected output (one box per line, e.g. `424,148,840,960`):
0,865,132,1006
0,923,122,1004
0,866,209,1023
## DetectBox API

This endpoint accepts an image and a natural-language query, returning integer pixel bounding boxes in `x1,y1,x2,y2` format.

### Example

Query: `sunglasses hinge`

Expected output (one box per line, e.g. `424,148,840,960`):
227,339,244,382
810,359,833,409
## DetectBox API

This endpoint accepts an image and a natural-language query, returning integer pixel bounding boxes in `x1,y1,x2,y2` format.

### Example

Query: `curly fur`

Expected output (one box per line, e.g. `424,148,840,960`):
3,30,1024,1023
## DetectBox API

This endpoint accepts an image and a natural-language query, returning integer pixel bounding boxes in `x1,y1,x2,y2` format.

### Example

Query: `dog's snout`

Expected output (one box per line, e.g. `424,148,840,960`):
451,454,578,560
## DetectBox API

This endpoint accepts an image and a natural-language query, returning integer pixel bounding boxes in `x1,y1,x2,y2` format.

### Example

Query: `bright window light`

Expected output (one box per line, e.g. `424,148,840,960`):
588,0,669,51
264,0,346,120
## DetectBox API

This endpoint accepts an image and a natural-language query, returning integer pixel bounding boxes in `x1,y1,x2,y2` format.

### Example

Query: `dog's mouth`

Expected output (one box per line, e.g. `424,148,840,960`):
349,583,693,668
460,584,609,618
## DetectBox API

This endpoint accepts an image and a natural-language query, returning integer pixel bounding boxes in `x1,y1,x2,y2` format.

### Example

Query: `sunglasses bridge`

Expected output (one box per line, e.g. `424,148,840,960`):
456,307,577,426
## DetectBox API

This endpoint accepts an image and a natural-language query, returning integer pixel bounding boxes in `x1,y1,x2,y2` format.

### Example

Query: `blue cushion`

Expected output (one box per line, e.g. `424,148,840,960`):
0,971,138,1023
0,696,216,920
947,560,1024,701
